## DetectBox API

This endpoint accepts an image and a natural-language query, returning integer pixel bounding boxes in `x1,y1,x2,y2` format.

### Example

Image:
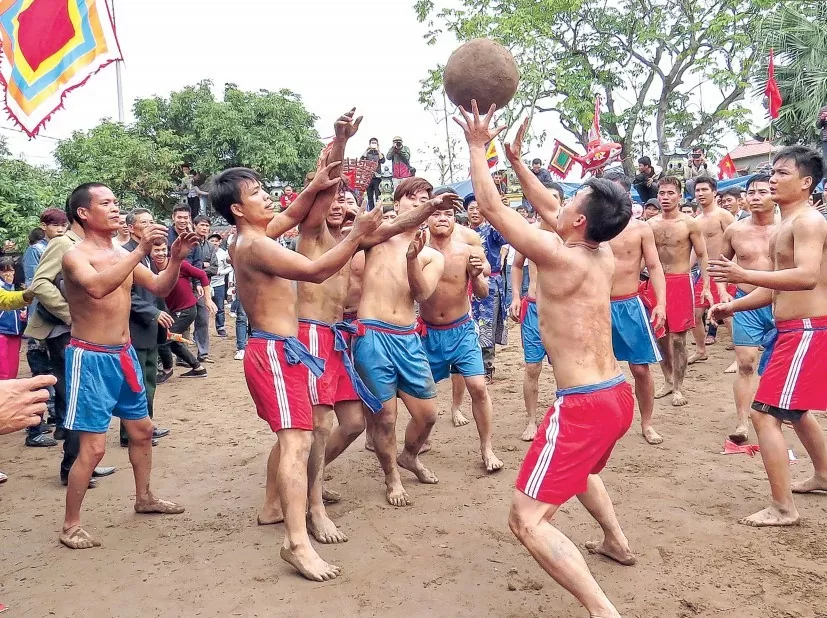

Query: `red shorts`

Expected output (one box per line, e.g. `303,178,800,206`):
244,338,313,432
694,278,736,308
651,273,694,333
754,317,827,412
515,377,634,505
298,321,359,406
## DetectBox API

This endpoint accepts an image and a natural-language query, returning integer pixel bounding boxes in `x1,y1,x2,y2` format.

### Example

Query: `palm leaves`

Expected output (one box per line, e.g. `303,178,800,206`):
755,2,827,145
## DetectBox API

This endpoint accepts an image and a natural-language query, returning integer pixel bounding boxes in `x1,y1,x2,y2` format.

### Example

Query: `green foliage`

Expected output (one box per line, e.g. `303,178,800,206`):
0,138,71,247
132,80,324,186
54,121,181,214
417,0,771,168
754,2,827,145
53,81,324,219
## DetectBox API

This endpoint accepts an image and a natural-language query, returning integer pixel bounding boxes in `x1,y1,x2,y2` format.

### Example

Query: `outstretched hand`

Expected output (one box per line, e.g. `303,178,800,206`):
453,100,507,148
709,302,734,323
169,231,199,261
308,157,344,193
504,117,529,165
140,224,170,255
425,191,464,213
406,229,426,260
334,108,363,140
349,202,383,238
709,255,748,285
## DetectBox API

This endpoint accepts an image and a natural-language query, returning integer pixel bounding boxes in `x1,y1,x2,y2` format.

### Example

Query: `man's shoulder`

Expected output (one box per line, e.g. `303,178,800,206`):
792,207,827,231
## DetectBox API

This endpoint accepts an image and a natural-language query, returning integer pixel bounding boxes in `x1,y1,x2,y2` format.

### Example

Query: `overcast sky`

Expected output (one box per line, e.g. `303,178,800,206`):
6,0,765,184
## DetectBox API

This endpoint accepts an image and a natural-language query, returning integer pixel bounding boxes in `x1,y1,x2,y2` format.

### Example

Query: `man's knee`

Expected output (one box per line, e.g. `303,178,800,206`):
338,409,366,441
82,439,107,464
525,362,542,381
738,359,756,377
127,420,154,444
629,363,650,380
465,377,489,402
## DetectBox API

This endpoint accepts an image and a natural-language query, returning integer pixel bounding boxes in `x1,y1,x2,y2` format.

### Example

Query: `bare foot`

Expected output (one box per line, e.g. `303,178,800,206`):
724,361,737,374
419,440,432,455
397,452,439,484
671,391,688,407
654,384,673,399
728,426,749,445
791,475,827,494
738,505,800,527
279,545,341,582
307,511,348,544
59,525,101,549
482,448,504,473
134,498,185,514
385,478,411,507
364,435,375,452
520,422,537,442
451,408,470,427
687,353,707,364
642,426,663,445
322,487,342,504
704,335,716,345
257,503,284,525
726,343,735,351
585,538,636,566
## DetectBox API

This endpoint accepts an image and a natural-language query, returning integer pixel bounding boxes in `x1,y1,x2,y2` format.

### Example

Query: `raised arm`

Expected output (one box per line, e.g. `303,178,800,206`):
359,192,463,249
454,101,562,266
63,245,147,300
640,223,667,329
266,158,342,240
255,203,382,284
405,231,444,303
504,118,560,229
687,217,712,305
711,211,826,291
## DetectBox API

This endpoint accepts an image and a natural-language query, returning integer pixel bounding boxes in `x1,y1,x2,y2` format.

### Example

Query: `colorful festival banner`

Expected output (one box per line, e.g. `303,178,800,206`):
0,0,122,137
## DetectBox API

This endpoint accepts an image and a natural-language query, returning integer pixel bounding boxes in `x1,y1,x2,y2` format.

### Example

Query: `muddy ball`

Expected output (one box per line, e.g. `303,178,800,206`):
444,38,519,112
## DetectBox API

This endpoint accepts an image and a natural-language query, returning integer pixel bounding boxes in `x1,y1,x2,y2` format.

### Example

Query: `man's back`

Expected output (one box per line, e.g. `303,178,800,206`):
536,239,620,388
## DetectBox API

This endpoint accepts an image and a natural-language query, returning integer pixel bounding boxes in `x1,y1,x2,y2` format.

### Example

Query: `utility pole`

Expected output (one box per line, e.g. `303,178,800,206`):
109,0,125,123
442,89,454,184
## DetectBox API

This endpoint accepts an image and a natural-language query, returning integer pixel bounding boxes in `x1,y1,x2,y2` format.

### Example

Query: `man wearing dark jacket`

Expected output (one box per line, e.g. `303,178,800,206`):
121,208,171,447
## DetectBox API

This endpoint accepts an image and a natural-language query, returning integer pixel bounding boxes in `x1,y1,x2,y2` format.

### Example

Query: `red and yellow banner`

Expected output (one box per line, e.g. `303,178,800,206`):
0,0,122,137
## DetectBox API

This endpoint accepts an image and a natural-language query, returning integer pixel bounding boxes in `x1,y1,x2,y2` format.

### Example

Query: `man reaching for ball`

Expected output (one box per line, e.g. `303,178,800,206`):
456,101,635,618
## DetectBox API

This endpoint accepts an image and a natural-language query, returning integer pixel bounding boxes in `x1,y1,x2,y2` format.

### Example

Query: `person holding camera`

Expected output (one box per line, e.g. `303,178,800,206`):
361,137,386,210
387,136,412,189
685,147,709,198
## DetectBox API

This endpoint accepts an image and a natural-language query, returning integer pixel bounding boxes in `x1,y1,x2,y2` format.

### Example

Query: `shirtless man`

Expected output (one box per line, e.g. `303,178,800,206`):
352,177,461,507
457,102,635,618
210,163,382,581
710,146,827,527
716,174,777,444
59,183,198,549
647,176,712,406
419,204,503,472
688,176,735,364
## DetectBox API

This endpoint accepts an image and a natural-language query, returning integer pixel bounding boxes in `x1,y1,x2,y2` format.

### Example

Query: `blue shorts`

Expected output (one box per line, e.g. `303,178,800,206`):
521,298,546,364
420,314,485,382
732,288,775,347
610,294,663,365
64,339,148,433
352,319,437,402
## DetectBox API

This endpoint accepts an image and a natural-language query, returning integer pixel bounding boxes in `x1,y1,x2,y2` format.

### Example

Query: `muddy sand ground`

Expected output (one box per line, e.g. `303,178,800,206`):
2,328,827,617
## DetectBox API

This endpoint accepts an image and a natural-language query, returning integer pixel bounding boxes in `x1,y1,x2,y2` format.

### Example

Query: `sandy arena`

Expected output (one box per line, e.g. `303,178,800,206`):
2,326,827,618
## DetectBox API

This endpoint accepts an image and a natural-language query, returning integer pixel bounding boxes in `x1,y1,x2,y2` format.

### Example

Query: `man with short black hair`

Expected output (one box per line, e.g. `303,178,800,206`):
530,158,552,184
458,104,635,618
634,156,659,203
192,215,216,362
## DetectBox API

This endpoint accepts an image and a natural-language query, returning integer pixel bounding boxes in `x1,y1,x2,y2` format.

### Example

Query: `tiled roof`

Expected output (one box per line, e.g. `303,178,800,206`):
729,140,778,160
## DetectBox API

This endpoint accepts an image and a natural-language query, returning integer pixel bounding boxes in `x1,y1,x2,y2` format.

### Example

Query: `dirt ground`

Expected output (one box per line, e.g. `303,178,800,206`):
2,324,827,618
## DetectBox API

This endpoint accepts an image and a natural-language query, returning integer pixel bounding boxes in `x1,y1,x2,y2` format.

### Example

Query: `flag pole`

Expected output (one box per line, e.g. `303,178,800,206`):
109,0,124,123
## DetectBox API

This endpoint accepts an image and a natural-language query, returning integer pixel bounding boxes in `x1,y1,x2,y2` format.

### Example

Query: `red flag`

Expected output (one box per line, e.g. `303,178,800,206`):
718,153,737,180
765,49,782,119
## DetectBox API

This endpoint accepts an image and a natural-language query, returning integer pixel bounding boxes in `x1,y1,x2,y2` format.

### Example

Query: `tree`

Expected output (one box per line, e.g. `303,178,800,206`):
54,121,181,213
416,0,771,171
421,138,467,185
754,2,827,145
0,138,71,247
132,81,324,186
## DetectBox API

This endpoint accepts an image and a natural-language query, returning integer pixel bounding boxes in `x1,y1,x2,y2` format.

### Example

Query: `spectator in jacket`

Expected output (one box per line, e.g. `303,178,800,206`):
530,158,553,184
361,137,386,210
152,242,212,381
192,216,215,362
0,257,26,379
387,136,412,187
634,156,660,204
115,211,130,245
207,233,231,336
279,186,299,209
119,208,171,448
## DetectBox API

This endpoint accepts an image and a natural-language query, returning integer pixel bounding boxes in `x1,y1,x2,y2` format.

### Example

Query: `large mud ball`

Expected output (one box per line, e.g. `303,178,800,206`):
444,38,519,112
